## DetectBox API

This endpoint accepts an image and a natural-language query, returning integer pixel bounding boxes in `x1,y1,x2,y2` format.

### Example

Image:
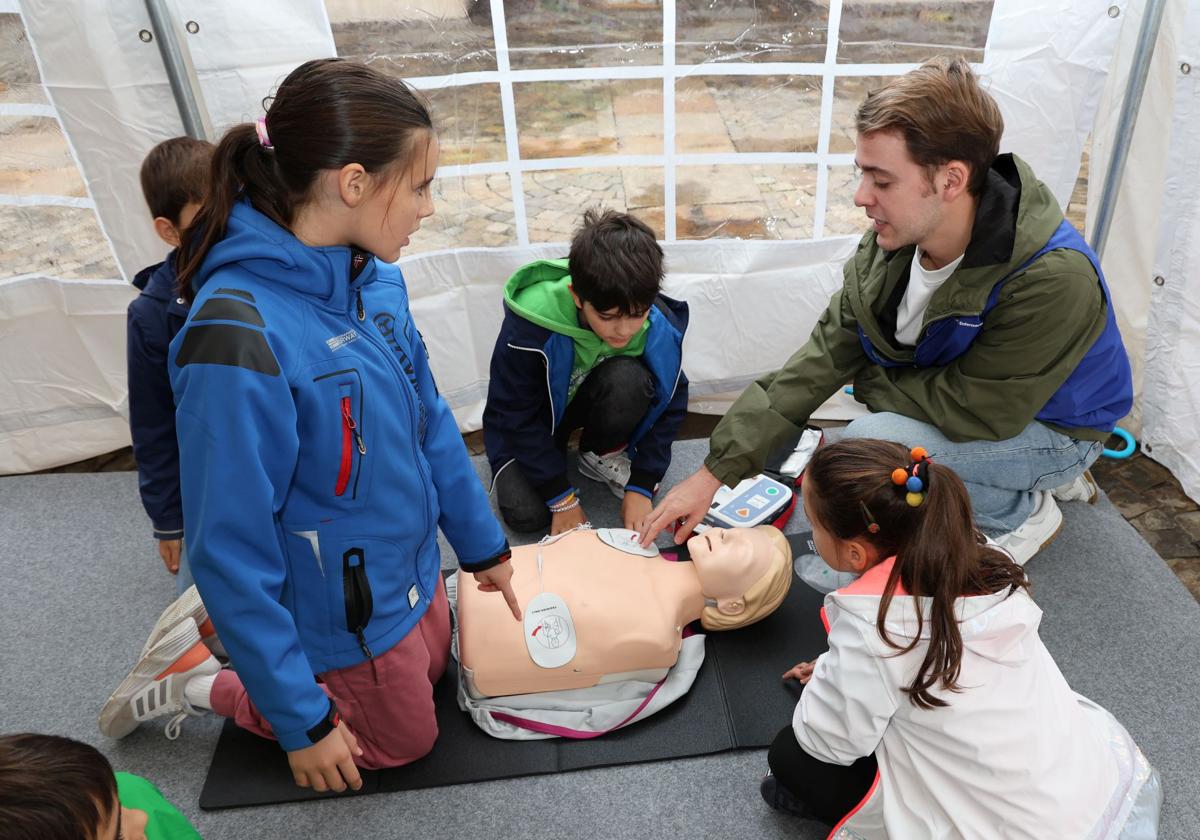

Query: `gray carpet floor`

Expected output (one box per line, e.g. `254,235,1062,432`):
1,439,1197,839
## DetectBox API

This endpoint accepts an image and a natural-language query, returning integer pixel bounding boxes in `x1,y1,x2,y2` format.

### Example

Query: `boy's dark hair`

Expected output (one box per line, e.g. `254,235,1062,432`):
139,135,214,225
177,58,434,302
568,208,664,316
805,439,1029,710
0,733,118,840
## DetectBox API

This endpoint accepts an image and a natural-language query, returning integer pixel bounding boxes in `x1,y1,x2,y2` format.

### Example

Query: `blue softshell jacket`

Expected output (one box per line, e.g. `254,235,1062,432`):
858,219,1133,434
169,201,508,751
128,254,190,539
483,295,689,503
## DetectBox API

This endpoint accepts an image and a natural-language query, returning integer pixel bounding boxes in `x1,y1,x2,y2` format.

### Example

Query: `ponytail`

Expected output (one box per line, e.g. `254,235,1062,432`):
806,438,1029,709
176,58,433,301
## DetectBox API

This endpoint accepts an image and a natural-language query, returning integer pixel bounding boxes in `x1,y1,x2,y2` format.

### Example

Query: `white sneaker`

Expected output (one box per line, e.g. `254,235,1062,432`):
578,449,632,499
139,584,225,659
1051,470,1099,504
989,491,1064,566
99,617,221,740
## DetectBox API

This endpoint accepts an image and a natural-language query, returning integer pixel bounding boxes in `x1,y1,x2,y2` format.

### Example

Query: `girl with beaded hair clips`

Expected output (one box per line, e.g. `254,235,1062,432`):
760,438,1161,838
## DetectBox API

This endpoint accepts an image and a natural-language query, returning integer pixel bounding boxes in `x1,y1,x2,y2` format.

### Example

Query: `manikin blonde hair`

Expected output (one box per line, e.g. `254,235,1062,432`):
699,526,793,631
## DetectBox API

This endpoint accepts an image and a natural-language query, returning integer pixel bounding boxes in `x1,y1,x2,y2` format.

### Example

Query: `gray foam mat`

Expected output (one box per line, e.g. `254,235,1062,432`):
2,438,1199,838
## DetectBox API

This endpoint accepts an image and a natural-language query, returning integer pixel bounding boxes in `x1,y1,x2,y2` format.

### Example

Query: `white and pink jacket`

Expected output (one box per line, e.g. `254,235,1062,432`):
796,558,1162,840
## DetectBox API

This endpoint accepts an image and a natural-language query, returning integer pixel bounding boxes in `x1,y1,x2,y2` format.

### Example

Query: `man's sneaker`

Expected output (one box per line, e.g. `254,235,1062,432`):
139,585,225,659
578,449,632,499
1052,469,1099,504
99,617,220,740
759,772,815,818
989,491,1064,566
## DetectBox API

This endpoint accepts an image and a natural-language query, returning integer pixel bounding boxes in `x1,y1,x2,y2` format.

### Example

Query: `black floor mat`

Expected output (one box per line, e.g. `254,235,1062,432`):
199,534,826,810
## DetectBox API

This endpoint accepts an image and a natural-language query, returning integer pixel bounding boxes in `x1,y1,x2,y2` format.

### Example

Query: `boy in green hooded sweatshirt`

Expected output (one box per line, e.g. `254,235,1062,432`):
484,209,690,534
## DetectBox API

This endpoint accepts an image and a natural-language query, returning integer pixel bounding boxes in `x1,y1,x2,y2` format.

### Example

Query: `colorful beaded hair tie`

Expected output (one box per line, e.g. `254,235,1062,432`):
891,446,931,507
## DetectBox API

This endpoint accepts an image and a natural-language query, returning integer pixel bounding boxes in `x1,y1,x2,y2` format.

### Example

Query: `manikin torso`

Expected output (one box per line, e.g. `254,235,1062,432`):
458,527,774,697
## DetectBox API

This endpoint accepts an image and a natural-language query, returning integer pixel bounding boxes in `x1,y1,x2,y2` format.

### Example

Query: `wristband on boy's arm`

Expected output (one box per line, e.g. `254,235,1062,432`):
546,486,580,513
624,485,655,500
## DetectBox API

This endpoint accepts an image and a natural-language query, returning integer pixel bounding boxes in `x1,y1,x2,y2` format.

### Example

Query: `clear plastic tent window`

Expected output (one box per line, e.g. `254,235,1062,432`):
3,0,1141,475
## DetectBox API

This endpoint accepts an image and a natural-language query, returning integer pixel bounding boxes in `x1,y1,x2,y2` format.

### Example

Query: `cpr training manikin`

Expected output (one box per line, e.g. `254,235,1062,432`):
451,524,791,739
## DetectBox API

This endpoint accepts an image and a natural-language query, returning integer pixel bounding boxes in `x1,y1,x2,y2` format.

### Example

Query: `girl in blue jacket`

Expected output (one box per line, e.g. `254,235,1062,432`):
99,58,521,794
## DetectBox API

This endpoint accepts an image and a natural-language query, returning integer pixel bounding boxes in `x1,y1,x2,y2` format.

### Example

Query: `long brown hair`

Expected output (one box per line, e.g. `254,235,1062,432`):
176,58,433,300
805,438,1029,709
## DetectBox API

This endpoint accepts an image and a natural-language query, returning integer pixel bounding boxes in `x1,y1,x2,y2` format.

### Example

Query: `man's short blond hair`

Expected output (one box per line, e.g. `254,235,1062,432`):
855,56,1003,197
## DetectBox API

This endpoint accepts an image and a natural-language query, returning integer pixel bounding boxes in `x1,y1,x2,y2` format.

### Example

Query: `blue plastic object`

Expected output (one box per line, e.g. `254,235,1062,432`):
906,475,923,492
1102,426,1137,459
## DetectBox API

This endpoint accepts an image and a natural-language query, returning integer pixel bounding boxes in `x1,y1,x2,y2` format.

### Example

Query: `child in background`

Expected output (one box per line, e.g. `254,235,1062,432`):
762,438,1161,837
484,208,689,534
127,136,214,593
0,733,200,840
99,58,519,794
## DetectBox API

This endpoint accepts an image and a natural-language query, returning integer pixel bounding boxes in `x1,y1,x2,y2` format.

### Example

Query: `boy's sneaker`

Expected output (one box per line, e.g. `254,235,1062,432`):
1052,469,1099,504
139,584,225,659
578,449,632,499
989,491,1064,566
99,617,221,740
759,772,815,818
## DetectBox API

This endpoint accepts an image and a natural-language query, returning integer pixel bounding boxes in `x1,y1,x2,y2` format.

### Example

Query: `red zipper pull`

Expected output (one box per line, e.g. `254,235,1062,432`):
342,398,366,454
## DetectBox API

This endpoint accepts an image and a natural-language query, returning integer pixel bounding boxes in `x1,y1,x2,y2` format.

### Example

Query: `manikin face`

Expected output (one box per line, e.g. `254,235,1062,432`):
351,133,439,263
687,526,777,615
853,130,943,253
570,292,649,350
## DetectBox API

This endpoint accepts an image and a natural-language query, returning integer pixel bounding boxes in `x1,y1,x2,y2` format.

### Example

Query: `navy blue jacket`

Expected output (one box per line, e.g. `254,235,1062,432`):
484,295,689,502
127,254,190,539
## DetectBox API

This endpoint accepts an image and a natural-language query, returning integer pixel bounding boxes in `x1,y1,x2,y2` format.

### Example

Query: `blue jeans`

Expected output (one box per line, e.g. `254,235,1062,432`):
175,540,195,595
840,412,1104,535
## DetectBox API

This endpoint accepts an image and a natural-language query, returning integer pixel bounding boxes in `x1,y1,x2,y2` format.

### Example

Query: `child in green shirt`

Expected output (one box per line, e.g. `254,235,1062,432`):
0,733,200,840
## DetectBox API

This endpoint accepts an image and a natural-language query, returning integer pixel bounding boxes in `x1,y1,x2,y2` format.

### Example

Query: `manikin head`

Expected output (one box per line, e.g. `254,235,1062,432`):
686,526,792,631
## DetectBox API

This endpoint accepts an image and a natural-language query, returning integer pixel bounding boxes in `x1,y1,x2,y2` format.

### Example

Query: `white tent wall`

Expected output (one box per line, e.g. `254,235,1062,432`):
1085,0,1185,442
1139,3,1200,500
0,0,1164,475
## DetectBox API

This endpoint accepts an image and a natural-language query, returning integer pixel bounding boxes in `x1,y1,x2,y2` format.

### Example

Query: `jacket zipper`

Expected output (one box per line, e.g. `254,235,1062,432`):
342,547,375,658
335,396,366,496
350,280,434,603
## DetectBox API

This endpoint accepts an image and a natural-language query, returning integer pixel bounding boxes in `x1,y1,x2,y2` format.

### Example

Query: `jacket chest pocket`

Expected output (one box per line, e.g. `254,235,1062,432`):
308,366,369,503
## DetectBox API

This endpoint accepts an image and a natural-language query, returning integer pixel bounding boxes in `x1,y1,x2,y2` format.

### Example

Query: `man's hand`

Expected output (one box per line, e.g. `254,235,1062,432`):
621,491,653,532
157,539,182,575
473,562,521,620
638,466,722,546
782,660,817,685
287,721,363,793
550,504,588,535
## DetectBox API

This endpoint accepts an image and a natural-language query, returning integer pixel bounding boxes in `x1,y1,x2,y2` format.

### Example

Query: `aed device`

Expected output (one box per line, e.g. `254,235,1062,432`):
698,473,794,530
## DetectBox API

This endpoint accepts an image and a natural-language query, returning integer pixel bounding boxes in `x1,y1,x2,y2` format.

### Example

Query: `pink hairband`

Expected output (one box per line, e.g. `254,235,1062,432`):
255,117,273,150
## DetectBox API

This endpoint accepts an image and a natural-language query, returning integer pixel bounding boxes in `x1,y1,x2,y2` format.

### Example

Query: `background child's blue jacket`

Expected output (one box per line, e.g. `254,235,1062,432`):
169,201,507,751
484,288,689,503
127,254,189,540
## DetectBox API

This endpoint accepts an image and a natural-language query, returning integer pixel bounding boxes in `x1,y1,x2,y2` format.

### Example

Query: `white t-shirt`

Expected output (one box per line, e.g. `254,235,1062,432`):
894,245,965,346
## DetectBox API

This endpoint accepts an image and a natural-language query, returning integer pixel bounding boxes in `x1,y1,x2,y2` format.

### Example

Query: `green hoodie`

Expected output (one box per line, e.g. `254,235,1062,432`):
705,154,1111,487
504,258,649,400
116,772,202,840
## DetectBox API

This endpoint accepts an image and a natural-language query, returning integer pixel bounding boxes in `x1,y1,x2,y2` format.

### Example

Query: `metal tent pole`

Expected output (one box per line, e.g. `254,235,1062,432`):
143,0,213,141
1089,0,1169,258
